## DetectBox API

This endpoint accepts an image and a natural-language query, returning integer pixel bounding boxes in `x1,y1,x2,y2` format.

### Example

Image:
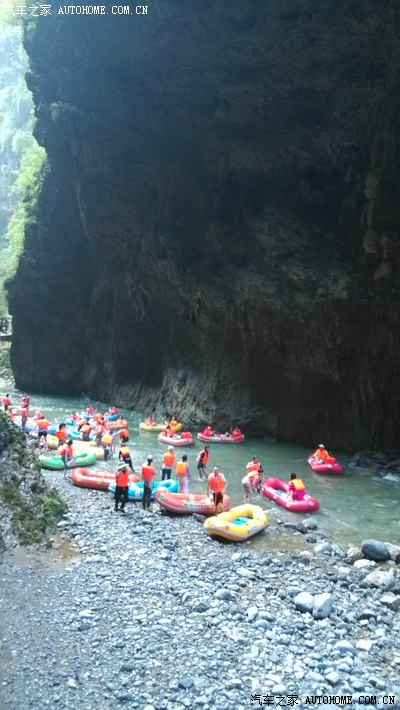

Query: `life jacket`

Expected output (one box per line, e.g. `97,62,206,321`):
145,417,154,426
2,396,10,406
37,418,48,431
208,473,225,493
325,456,336,464
163,452,175,467
77,419,86,430
181,431,191,439
81,424,91,435
232,428,242,437
56,429,66,441
246,461,260,474
314,448,328,460
20,407,28,418
176,461,187,476
102,433,113,446
109,407,118,415
163,428,174,438
197,449,209,465
118,428,129,440
116,469,129,486
291,478,305,491
59,444,73,458
120,446,130,458
204,427,213,436
141,464,154,481
86,407,94,415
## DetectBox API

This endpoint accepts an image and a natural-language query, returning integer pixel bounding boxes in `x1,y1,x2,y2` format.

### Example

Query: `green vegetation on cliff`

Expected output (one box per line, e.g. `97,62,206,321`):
0,411,67,546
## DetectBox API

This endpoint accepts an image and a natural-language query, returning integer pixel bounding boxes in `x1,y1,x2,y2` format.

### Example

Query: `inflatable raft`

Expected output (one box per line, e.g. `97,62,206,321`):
197,432,245,444
71,468,139,490
39,450,97,471
157,433,194,446
204,504,267,542
155,490,231,515
107,419,128,432
108,478,179,501
139,421,182,433
261,477,320,513
308,456,343,475
46,436,105,459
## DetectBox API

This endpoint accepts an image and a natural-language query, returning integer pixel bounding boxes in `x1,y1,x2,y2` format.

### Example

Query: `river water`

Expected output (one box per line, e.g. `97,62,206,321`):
4,385,400,548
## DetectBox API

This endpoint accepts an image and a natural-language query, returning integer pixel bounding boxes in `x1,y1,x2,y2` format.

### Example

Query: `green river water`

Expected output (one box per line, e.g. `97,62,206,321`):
4,386,400,549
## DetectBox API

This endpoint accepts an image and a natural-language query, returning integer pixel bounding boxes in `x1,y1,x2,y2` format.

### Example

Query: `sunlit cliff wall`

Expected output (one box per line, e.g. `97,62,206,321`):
8,0,400,449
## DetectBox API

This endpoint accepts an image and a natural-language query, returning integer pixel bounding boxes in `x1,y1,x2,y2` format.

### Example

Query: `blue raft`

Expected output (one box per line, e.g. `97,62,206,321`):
108,478,178,501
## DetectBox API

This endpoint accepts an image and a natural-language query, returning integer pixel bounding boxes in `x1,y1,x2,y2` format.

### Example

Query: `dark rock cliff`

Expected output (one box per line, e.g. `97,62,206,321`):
8,0,400,450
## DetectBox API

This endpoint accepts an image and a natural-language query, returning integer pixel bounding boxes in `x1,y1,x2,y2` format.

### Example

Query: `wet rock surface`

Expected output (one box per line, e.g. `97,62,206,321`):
1,474,400,709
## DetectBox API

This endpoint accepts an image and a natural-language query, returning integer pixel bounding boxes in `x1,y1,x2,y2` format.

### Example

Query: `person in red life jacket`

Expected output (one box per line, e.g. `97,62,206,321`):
313,444,329,463
70,412,79,423
21,394,30,408
56,423,67,446
2,394,11,411
231,427,242,438
114,462,130,512
86,406,94,416
288,473,306,501
176,454,191,494
37,415,50,450
119,443,134,471
109,406,118,416
203,426,214,438
196,446,210,480
161,426,175,438
161,446,176,481
102,431,114,461
242,456,262,499
117,427,129,444
59,439,75,478
144,416,155,426
141,455,156,511
20,403,29,432
80,419,91,442
207,466,228,514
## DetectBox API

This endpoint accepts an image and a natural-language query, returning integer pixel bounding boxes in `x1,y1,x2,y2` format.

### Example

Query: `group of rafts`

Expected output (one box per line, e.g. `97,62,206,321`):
25,410,342,543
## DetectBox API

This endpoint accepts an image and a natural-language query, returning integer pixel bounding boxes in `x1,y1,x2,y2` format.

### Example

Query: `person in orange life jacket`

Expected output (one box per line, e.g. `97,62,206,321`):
59,439,75,478
161,446,176,481
114,462,130,512
119,444,134,471
196,445,210,480
207,466,227,514
242,458,262,500
102,431,114,461
77,417,86,431
2,394,11,411
313,444,329,463
176,454,191,494
93,422,105,446
117,427,129,443
55,424,67,445
36,415,50,450
80,420,91,442
288,473,306,501
141,455,156,510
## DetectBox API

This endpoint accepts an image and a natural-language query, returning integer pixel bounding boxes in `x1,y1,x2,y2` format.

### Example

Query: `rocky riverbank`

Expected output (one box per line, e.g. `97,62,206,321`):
0,471,399,710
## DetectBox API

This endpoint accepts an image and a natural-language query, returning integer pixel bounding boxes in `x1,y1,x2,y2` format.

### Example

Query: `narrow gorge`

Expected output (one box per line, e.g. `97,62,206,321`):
8,0,400,450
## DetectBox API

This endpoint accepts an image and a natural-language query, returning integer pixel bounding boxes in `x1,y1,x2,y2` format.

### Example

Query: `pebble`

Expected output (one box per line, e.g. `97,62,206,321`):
0,471,399,710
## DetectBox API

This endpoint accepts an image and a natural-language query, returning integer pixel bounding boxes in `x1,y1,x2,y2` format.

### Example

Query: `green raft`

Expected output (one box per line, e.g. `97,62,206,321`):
39,450,97,471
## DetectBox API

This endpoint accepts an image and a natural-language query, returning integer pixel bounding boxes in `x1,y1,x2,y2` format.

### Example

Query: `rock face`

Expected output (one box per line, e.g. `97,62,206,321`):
8,2,400,449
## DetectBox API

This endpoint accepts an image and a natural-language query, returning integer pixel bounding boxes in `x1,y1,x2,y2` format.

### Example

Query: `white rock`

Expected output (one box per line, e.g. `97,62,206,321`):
356,639,373,651
380,593,400,611
247,606,258,621
364,569,396,589
334,640,356,656
313,592,333,619
236,567,255,578
353,559,376,570
294,592,314,614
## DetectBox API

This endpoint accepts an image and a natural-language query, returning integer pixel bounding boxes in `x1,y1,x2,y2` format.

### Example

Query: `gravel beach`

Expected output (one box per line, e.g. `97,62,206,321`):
1,472,400,710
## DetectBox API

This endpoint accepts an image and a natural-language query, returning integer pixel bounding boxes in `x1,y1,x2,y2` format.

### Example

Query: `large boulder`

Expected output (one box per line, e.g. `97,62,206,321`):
361,539,391,562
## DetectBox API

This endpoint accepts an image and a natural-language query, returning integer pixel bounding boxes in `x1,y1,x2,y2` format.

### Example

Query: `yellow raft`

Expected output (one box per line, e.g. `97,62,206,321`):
47,435,105,460
139,421,182,433
204,504,268,542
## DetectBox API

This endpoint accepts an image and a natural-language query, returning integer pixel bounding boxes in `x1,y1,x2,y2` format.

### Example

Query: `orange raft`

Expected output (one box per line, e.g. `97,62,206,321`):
71,468,139,491
155,490,230,515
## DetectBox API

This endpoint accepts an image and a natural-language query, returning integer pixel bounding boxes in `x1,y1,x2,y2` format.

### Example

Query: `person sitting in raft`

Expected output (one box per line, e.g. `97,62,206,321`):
231,427,242,438
313,444,329,463
145,416,155,426
169,417,179,429
86,406,94,416
109,406,118,416
70,412,79,423
59,439,75,479
288,473,306,501
161,426,175,438
180,431,192,440
203,426,214,437
207,466,227,515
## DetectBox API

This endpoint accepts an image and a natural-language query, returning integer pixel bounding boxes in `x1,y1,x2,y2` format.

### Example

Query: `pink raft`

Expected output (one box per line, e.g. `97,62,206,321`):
308,456,343,475
197,432,245,444
158,432,195,447
261,477,320,513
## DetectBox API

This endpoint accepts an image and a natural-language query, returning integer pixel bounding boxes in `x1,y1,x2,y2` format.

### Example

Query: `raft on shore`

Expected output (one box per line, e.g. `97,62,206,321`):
108,478,178,501
155,490,230,515
204,504,267,542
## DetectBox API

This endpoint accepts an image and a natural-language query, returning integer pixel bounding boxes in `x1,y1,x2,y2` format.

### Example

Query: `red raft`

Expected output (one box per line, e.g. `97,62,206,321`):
157,432,195,447
155,490,230,515
197,432,244,444
261,477,320,513
308,456,343,475
71,468,139,491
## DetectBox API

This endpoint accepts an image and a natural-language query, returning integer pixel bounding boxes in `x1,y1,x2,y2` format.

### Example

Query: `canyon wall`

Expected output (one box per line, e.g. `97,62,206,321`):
8,0,400,449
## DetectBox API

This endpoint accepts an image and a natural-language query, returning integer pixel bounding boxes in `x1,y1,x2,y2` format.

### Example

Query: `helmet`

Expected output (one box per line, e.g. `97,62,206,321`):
147,455,153,461
168,446,174,451
318,444,325,448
